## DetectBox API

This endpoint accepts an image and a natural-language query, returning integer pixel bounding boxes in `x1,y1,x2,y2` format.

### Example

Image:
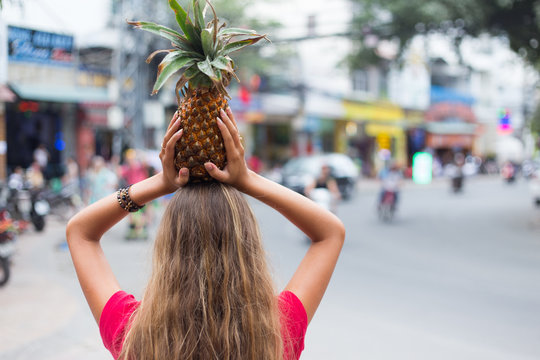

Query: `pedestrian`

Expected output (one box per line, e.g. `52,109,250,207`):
304,163,341,213
26,161,45,189
33,144,49,171
66,108,345,360
85,156,118,204
120,149,150,239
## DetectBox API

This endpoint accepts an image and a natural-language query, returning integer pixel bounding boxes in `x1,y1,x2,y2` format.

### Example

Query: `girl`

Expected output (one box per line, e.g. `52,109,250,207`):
66,108,345,359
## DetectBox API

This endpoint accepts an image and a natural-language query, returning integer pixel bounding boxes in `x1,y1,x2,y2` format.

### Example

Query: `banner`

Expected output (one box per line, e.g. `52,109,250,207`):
0,20,7,83
8,26,74,66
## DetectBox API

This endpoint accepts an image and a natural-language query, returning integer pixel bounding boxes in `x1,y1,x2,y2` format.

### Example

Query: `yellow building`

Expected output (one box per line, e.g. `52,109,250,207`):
340,100,407,172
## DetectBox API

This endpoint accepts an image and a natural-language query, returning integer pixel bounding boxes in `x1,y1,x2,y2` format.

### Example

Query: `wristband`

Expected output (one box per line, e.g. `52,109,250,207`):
116,185,145,212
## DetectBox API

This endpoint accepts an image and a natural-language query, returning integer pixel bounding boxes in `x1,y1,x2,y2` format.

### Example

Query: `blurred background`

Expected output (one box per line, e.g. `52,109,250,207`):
0,0,540,359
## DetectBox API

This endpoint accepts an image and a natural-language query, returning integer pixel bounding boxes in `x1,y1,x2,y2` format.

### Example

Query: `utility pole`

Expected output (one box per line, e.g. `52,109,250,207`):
112,0,156,150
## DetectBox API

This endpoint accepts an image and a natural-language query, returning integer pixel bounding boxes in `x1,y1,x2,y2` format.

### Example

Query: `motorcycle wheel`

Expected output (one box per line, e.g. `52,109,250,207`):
0,257,10,287
32,215,45,232
378,203,394,222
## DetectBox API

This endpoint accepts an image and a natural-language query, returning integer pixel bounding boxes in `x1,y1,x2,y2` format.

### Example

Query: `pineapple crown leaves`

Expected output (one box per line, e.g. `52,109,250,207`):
129,0,269,100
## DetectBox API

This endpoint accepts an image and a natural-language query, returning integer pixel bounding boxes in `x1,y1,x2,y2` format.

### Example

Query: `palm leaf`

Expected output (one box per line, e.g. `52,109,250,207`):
153,55,196,94
168,0,190,39
197,58,218,81
197,58,229,96
189,73,212,88
128,21,191,50
201,29,215,58
218,28,258,38
184,64,201,80
211,56,239,81
220,35,268,56
205,0,219,45
146,49,174,64
193,0,205,32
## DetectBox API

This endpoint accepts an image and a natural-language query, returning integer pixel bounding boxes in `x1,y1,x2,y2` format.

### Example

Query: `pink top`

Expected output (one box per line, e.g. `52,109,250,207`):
99,290,308,359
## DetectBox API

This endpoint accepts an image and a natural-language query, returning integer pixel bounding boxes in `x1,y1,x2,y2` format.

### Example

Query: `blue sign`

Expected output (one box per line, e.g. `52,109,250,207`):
8,26,74,66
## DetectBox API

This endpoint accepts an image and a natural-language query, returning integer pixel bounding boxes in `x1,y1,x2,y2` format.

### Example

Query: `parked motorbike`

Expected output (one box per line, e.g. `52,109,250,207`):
43,182,82,221
0,208,17,287
378,190,396,222
6,184,50,232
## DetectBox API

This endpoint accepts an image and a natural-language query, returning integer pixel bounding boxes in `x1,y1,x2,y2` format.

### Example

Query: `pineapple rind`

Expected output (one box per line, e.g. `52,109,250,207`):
174,88,227,182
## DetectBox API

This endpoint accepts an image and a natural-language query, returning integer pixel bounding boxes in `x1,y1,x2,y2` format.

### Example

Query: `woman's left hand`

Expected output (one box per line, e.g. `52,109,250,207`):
159,110,189,193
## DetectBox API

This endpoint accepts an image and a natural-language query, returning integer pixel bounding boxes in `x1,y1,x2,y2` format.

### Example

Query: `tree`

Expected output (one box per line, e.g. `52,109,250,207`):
349,0,540,69
532,102,540,134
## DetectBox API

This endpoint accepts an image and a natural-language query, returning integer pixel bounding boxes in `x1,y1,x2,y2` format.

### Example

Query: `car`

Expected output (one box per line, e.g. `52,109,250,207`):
280,153,359,200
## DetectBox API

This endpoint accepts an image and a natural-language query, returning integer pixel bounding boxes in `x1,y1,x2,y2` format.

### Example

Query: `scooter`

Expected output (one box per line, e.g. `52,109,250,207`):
43,182,81,221
501,163,516,184
6,185,50,232
451,175,464,193
0,208,17,287
378,190,396,222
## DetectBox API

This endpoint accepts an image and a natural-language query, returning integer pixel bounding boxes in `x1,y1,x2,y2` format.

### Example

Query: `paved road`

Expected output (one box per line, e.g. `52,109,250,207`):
1,176,539,359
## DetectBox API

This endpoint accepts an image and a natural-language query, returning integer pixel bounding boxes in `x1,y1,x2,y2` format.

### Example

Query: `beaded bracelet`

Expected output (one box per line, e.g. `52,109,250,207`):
116,185,145,213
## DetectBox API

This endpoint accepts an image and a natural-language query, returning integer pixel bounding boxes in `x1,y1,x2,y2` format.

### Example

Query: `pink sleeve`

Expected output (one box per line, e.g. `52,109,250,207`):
278,291,308,359
99,291,140,359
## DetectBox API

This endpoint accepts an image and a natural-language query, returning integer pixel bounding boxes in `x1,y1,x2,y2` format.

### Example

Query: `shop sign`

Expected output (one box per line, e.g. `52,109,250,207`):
426,134,474,148
425,102,476,123
8,26,74,66
343,101,404,123
0,22,7,83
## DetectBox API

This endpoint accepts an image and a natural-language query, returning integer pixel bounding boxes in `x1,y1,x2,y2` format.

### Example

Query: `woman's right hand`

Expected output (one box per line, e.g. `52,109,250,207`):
204,107,251,191
159,110,190,193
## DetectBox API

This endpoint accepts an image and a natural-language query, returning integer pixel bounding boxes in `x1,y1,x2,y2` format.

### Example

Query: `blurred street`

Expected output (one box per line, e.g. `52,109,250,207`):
1,175,540,360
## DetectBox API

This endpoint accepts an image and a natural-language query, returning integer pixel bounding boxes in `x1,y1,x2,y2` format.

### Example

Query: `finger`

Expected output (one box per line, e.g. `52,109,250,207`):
216,117,238,154
163,129,183,163
177,167,190,187
225,107,238,130
204,162,228,182
162,116,182,151
220,109,241,147
167,110,180,132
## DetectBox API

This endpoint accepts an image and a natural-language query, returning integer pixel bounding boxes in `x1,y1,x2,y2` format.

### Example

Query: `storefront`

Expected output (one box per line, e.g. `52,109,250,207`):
7,84,111,174
342,100,406,176
424,102,478,164
6,26,114,175
230,92,299,169
0,85,15,180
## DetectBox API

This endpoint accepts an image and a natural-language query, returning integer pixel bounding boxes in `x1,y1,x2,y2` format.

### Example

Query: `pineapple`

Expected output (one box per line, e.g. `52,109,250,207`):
129,0,267,182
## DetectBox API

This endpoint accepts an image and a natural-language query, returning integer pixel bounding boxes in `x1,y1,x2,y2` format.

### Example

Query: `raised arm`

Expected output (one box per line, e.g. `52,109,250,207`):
205,108,345,323
66,111,189,323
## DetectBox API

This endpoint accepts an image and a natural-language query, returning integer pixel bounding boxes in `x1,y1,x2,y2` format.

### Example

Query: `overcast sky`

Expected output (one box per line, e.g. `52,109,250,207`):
2,0,111,37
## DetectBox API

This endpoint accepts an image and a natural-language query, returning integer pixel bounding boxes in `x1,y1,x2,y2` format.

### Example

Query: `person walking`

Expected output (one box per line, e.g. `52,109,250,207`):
305,163,342,213
66,108,345,360
120,150,150,239
85,156,118,205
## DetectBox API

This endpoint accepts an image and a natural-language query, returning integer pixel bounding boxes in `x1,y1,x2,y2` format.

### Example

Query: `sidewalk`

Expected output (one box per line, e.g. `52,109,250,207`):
0,213,155,360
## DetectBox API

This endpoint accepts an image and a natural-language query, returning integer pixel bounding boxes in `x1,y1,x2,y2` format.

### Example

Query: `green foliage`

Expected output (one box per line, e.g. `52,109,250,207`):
532,103,540,134
350,0,540,69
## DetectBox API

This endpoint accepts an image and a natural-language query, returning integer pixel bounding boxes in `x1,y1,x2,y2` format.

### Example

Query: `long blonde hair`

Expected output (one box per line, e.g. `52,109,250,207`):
119,182,283,359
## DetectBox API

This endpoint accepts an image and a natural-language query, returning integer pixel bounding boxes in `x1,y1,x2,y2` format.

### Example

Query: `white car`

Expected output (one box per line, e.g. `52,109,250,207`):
530,169,540,207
